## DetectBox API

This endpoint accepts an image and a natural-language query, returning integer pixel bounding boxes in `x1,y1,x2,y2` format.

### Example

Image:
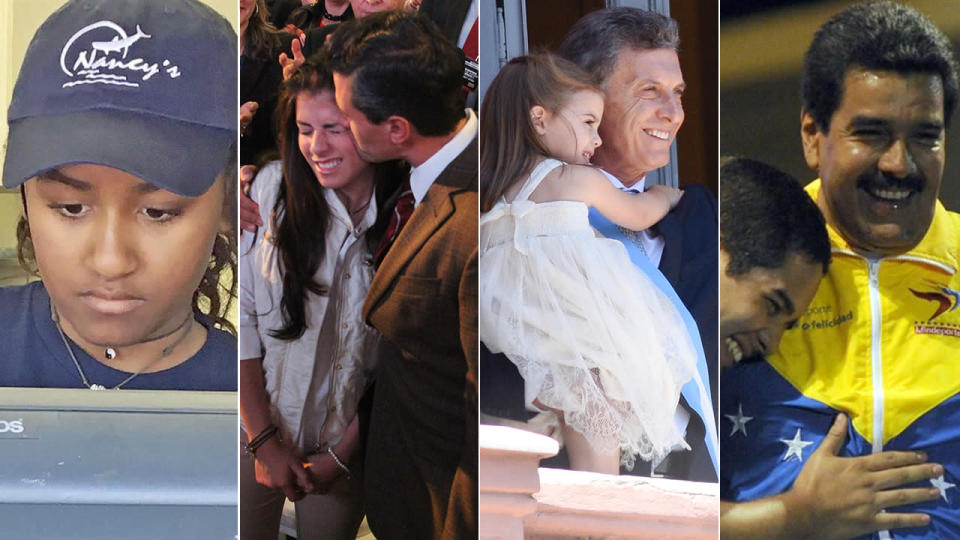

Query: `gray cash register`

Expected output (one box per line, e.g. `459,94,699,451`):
0,388,236,539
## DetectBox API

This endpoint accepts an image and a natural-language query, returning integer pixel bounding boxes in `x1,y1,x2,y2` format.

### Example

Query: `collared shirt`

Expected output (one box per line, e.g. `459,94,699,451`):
597,164,686,447
239,161,382,453
409,108,478,207
598,168,666,267
456,0,479,49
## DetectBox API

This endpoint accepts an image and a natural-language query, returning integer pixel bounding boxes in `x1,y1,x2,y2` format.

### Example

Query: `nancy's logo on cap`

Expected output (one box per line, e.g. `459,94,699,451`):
59,20,181,88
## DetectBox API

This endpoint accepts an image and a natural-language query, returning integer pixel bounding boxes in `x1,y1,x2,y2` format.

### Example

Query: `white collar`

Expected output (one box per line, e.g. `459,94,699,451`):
600,168,646,192
456,0,479,48
409,109,478,207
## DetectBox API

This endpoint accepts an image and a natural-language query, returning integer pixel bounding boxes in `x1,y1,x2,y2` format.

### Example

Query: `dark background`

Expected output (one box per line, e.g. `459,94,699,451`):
524,0,719,196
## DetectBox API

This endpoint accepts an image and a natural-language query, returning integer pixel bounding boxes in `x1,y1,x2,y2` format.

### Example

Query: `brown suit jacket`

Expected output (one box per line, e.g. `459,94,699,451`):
362,137,478,540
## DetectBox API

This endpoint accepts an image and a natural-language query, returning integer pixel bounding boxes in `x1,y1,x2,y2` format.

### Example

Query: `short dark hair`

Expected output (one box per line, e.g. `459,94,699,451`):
720,157,831,277
802,1,959,131
326,11,465,136
557,7,679,86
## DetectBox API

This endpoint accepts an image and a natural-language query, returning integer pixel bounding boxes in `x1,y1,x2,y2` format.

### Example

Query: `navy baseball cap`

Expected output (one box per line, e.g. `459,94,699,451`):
3,0,237,197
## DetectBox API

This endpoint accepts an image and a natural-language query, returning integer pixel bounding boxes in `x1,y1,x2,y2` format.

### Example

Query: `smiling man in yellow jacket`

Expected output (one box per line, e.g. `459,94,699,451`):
721,3,960,539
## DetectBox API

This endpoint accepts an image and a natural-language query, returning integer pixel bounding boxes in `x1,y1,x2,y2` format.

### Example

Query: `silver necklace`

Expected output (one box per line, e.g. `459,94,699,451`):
53,309,194,390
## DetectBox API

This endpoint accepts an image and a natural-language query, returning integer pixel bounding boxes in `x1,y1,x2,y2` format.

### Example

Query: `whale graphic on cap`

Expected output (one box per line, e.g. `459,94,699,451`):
91,24,151,57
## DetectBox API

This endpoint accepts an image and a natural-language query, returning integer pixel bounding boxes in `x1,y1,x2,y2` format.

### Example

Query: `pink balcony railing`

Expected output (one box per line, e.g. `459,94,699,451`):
480,425,719,540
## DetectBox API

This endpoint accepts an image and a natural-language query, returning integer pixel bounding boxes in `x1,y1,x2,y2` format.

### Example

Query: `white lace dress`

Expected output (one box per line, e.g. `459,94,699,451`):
480,158,697,467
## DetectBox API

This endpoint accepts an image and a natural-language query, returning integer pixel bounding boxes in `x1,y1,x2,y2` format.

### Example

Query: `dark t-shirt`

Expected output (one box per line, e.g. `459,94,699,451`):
0,281,237,390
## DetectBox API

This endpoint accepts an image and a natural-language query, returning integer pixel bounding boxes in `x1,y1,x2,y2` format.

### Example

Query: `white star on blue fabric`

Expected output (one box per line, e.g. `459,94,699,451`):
931,475,956,502
780,428,814,462
724,403,753,437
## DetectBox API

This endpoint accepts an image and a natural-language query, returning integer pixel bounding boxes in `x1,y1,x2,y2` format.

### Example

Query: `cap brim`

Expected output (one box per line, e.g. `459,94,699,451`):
3,109,235,197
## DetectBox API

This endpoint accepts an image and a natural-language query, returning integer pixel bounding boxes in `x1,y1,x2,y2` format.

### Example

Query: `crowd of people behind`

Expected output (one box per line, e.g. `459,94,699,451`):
237,1,479,538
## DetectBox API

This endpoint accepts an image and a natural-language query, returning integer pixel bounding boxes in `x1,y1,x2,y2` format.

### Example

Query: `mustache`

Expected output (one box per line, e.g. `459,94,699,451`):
856,170,925,193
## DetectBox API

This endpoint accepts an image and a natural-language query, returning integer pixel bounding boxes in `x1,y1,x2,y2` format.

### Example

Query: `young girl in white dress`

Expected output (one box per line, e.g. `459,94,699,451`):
479,54,698,473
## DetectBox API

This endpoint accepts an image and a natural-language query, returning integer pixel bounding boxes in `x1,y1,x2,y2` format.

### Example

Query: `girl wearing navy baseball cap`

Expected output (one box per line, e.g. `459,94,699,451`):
1,0,238,391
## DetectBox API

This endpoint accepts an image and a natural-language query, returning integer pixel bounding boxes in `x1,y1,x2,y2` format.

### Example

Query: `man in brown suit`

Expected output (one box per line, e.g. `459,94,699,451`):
327,11,478,540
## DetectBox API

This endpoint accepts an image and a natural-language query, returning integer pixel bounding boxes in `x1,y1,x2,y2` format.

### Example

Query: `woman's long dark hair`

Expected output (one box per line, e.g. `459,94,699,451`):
203,151,238,335
243,0,284,61
269,58,405,340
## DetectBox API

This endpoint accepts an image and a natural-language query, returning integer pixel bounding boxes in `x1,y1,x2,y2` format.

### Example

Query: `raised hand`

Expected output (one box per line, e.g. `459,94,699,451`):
239,164,262,233
239,100,258,136
279,36,306,82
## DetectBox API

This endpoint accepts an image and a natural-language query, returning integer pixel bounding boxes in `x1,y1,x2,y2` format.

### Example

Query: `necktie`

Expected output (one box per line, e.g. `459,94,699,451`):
618,188,648,256
462,18,478,60
374,180,415,268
